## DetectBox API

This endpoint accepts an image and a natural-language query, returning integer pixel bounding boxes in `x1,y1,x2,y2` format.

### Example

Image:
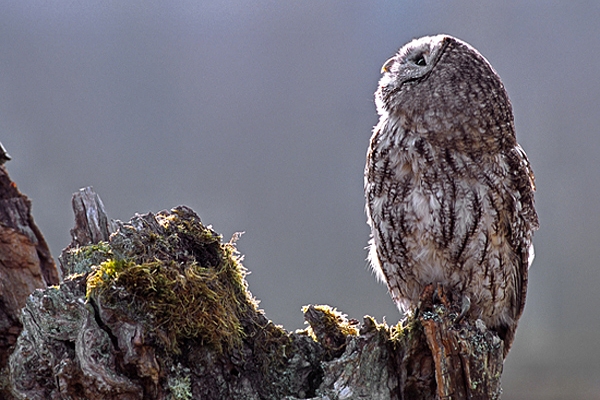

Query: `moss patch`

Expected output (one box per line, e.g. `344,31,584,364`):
302,304,358,359
84,206,256,353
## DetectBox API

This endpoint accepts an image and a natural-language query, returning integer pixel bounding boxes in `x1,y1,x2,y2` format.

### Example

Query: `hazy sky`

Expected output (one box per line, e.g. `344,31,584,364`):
2,2,600,398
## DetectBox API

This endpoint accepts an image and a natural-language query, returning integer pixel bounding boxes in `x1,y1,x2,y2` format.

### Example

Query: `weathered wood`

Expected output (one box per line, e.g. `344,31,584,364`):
0,152,59,382
0,161,58,287
6,187,505,399
69,186,114,246
419,284,503,400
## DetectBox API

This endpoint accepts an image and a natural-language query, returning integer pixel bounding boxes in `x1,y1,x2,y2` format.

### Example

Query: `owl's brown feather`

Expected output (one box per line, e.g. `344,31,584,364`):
365,35,538,357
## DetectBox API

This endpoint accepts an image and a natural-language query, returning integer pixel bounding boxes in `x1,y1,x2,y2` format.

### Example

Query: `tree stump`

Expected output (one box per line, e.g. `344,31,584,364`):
4,186,504,399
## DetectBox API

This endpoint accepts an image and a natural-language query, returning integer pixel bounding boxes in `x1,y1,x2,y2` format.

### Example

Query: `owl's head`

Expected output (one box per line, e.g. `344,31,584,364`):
375,34,515,148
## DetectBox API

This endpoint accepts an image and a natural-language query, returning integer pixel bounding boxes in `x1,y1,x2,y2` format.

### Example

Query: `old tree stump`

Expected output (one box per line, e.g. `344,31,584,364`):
0,164,504,399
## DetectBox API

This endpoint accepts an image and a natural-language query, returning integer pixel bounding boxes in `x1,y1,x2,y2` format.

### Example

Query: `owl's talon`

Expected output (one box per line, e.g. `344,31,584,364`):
432,286,440,304
432,284,449,307
456,294,471,322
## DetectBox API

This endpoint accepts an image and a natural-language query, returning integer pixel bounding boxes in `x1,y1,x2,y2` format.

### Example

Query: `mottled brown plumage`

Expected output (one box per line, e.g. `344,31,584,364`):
365,34,538,356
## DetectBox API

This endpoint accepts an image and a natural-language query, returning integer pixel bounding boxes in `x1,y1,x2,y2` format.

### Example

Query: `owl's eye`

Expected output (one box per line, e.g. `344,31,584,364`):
414,55,427,66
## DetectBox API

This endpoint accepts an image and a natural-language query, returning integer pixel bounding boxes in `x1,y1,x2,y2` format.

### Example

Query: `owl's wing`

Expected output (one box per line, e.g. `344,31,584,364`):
507,144,539,323
513,144,539,229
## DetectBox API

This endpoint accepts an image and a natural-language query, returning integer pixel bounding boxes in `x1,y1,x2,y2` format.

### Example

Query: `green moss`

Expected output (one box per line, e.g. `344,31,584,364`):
85,259,132,298
389,317,419,343
84,208,256,354
252,321,292,376
303,305,359,340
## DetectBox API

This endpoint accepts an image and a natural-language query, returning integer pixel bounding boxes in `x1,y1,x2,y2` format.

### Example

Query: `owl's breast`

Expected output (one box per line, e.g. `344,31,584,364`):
366,125,450,283
366,122,515,292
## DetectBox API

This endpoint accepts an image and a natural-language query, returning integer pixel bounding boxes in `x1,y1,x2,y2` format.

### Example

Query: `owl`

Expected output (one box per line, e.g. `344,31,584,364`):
365,34,538,356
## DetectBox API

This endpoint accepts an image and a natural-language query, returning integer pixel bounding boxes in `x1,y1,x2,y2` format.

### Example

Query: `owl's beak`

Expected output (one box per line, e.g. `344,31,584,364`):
381,57,395,74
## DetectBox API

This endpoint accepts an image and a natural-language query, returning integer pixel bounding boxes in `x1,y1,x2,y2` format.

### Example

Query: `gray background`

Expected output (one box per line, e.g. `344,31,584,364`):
1,2,598,398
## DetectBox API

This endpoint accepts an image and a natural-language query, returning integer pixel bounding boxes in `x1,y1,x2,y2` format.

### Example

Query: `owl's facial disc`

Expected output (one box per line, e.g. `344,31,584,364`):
376,35,451,114
383,35,449,80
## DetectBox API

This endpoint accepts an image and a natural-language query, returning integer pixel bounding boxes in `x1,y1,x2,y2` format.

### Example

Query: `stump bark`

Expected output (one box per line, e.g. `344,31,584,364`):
2,183,504,399
0,156,59,398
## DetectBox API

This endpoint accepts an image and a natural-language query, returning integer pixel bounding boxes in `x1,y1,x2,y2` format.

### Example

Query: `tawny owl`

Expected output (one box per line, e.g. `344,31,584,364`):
365,34,538,356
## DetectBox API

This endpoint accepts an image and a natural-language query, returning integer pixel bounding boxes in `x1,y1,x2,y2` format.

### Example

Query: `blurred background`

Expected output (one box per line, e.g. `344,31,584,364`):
1,1,598,398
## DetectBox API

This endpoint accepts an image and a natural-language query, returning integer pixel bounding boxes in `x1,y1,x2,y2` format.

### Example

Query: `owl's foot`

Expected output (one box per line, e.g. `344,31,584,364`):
419,284,471,323
418,283,451,313
431,284,447,305
433,283,452,308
